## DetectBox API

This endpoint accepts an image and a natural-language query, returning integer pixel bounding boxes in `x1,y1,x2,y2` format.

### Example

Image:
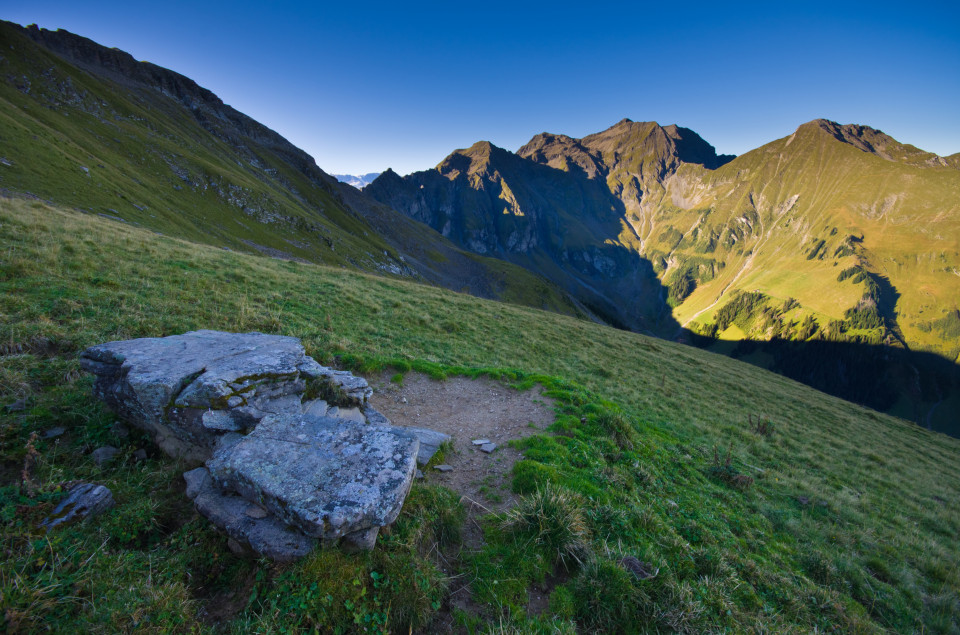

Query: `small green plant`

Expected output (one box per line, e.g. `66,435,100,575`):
501,483,591,569
748,413,773,436
571,557,643,632
596,410,640,451
708,444,753,490
303,376,353,406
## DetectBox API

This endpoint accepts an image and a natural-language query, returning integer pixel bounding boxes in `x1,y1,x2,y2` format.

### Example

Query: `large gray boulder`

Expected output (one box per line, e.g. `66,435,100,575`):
80,330,372,461
81,331,443,558
206,414,419,542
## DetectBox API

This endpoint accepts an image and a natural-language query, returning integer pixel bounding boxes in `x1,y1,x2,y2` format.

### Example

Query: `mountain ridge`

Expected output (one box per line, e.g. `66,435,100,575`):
0,20,583,317
370,116,960,433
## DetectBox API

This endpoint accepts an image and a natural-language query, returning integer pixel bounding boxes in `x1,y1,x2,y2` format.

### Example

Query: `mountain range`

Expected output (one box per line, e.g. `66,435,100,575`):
368,119,960,433
333,172,380,189
2,20,958,434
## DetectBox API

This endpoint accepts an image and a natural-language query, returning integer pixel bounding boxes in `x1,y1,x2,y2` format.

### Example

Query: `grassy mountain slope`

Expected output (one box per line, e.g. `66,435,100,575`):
649,120,960,427
371,118,960,434
2,198,959,633
0,21,582,317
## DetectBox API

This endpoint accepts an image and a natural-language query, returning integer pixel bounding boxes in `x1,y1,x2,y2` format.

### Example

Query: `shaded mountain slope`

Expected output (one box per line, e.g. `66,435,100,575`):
366,137,677,333
0,21,582,317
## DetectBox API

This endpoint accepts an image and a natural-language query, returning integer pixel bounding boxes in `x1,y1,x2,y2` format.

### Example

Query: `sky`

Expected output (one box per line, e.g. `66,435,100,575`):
5,1,960,175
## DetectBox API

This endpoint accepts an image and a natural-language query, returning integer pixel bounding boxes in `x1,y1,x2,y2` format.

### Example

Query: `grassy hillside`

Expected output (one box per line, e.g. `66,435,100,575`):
3,198,959,633
0,21,582,318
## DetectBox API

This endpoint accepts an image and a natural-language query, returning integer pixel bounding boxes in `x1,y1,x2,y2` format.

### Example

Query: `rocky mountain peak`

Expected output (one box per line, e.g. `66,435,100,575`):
799,118,955,167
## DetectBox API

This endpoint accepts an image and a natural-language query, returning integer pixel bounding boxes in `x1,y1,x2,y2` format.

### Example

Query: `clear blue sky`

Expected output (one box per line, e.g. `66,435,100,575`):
6,1,960,175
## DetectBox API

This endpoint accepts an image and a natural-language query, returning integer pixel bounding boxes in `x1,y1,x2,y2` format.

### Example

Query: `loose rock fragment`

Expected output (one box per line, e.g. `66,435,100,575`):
41,482,114,530
480,443,497,454
91,446,119,466
434,464,454,472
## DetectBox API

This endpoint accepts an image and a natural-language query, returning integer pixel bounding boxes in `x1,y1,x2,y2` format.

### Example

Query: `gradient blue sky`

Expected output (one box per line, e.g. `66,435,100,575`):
6,1,960,175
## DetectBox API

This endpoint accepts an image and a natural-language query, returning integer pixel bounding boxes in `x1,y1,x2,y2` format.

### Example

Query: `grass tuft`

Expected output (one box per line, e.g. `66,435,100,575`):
501,483,591,569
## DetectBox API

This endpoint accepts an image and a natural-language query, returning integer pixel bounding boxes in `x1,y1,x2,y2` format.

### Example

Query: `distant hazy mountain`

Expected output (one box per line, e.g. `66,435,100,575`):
333,173,381,189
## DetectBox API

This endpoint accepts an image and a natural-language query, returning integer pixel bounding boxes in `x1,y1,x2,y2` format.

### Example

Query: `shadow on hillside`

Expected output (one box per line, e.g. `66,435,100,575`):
687,332,960,437
502,154,682,337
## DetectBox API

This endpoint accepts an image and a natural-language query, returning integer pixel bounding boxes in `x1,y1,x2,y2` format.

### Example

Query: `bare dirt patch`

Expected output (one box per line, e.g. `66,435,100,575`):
367,372,555,517
366,372,556,629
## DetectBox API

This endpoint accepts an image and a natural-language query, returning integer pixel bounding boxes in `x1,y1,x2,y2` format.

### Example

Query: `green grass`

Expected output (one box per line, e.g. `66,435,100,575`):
0,21,583,323
2,198,959,632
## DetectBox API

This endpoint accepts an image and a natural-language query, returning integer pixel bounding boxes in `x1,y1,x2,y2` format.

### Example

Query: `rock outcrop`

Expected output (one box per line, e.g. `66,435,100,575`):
80,330,447,557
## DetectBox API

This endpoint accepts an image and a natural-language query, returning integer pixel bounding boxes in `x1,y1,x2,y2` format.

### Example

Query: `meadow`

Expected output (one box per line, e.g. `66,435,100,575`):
2,198,958,633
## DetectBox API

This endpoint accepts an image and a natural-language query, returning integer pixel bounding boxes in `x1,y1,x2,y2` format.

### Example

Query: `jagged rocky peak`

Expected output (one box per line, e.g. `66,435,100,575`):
803,118,900,157
518,132,604,179
799,118,953,167
519,118,734,176
580,119,734,170
436,140,511,179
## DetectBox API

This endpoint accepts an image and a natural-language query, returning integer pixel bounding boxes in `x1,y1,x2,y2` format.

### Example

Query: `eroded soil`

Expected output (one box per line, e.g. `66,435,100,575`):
366,372,557,629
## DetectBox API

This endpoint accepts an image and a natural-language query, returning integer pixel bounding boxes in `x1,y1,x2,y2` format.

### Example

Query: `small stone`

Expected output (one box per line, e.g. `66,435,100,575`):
43,427,66,439
245,505,269,519
472,439,491,446
227,396,244,408
111,423,130,439
434,464,454,472
226,538,248,555
91,446,119,466
41,482,114,530
400,397,407,404
183,467,212,500
797,496,810,505
667,499,678,509
133,449,148,461
341,526,379,552
618,556,658,580
7,398,26,413
415,470,424,479
480,443,497,454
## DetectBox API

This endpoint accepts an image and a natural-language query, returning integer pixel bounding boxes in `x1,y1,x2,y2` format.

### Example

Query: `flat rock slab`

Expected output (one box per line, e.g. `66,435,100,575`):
80,330,373,460
186,468,316,561
480,443,497,453
394,426,451,466
207,414,419,541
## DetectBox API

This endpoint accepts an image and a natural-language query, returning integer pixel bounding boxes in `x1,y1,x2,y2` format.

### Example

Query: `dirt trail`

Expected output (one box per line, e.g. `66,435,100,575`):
366,372,556,628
